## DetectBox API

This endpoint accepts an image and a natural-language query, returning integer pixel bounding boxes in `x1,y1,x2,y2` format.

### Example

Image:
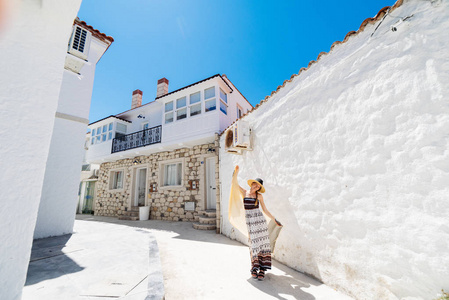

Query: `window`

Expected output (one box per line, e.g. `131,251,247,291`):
189,91,201,117
237,105,243,119
219,88,228,115
165,101,174,124
163,162,182,186
110,170,124,190
205,87,215,99
176,97,187,120
220,88,227,104
102,124,107,141
115,123,127,138
204,87,216,112
91,129,95,145
142,122,149,130
68,25,91,60
220,101,227,114
81,164,91,171
91,122,114,144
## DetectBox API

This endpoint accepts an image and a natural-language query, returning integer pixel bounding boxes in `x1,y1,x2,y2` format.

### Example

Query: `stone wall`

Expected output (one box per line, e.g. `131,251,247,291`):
94,140,220,226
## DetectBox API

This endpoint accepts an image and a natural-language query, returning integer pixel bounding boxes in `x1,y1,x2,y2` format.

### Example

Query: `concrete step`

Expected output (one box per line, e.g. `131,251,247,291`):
192,222,216,231
199,216,216,225
118,216,139,221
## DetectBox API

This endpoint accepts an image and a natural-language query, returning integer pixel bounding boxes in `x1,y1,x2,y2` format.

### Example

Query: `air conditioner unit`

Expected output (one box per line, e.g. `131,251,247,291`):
224,125,241,155
233,120,252,150
224,121,252,154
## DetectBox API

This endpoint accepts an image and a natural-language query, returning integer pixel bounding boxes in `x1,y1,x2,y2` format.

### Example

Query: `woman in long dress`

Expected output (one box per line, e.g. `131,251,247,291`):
233,165,279,280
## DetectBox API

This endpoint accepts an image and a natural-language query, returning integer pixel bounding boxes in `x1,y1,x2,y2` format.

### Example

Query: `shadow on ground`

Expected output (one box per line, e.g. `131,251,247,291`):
25,234,84,286
77,214,245,247
247,260,316,300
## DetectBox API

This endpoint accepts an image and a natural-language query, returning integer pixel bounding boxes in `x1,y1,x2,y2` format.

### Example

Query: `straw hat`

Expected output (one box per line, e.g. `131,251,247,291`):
247,178,265,193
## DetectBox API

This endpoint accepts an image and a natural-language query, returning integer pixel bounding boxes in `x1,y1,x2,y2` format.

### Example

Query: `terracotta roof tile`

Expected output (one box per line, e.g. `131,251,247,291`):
75,18,114,44
219,0,404,136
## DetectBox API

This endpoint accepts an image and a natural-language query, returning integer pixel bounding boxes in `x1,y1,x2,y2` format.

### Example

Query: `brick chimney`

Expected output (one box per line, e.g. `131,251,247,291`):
131,89,143,109
156,78,169,98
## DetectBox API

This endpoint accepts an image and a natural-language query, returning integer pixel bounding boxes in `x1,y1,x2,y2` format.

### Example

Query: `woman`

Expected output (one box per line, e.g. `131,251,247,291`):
232,165,279,280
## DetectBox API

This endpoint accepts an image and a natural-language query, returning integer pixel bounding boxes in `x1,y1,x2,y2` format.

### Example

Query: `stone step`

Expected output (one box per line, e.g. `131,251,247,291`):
199,216,216,225
118,216,139,221
122,211,139,217
199,209,216,218
193,222,216,231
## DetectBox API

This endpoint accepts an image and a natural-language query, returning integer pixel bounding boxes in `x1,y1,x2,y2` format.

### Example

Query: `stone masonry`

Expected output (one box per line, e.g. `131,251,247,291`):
94,138,221,229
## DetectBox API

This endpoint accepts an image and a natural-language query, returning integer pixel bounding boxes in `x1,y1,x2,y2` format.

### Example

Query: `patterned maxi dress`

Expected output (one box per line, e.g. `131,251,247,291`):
244,197,272,271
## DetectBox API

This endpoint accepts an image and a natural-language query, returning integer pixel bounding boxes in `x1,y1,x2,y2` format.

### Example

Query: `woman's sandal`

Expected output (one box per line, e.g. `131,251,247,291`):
257,269,265,281
251,268,258,279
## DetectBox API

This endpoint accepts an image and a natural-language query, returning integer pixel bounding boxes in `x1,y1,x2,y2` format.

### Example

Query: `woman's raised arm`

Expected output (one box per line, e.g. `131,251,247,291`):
233,165,246,196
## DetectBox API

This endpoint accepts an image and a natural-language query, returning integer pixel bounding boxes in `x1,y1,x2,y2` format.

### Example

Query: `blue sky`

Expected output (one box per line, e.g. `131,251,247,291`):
78,0,396,123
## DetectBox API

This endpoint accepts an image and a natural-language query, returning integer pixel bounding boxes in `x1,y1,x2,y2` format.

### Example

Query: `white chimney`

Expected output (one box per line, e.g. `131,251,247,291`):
156,78,169,98
131,89,143,109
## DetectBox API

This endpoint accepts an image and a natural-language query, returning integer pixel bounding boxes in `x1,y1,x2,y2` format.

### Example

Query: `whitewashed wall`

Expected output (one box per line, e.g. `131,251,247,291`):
219,1,449,299
0,0,81,299
33,32,110,239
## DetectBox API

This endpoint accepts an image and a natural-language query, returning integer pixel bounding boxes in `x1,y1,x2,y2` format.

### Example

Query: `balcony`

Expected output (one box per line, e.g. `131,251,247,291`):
111,125,162,154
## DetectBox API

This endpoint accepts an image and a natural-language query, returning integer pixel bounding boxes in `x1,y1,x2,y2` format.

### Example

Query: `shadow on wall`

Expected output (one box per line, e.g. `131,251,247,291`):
267,184,322,283
250,139,322,282
25,234,84,286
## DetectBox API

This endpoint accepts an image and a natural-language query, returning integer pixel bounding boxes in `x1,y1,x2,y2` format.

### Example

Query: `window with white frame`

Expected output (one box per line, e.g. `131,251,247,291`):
204,87,216,112
237,104,243,119
189,91,201,117
165,101,174,124
108,123,113,140
115,123,127,138
91,122,113,145
176,96,187,120
91,128,96,145
109,170,124,190
162,162,183,186
219,88,227,115
68,25,91,60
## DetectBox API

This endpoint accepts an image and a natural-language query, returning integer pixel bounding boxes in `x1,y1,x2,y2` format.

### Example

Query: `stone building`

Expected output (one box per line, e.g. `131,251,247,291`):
85,74,252,231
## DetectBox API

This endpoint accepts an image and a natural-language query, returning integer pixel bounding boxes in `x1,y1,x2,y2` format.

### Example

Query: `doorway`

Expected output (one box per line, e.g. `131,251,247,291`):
134,168,147,206
206,157,216,210
82,181,95,214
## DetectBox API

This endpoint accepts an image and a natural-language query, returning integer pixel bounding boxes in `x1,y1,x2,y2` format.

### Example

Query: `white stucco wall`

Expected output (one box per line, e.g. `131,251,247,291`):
34,30,111,238
34,118,89,238
0,0,81,299
219,1,449,299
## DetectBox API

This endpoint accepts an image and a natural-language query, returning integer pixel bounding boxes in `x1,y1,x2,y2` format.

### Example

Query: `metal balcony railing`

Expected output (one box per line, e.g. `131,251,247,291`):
111,125,162,154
